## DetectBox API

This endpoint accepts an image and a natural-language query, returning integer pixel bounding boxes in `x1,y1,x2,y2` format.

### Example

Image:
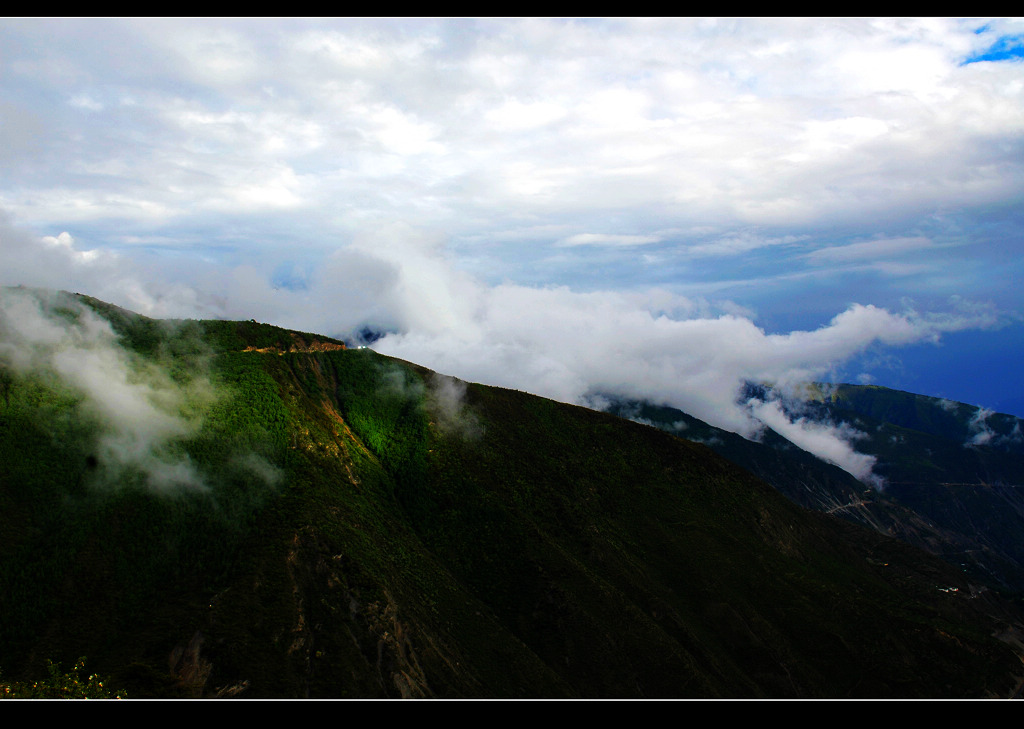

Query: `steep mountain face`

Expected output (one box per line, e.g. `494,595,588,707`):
603,385,1024,595
2,289,1023,698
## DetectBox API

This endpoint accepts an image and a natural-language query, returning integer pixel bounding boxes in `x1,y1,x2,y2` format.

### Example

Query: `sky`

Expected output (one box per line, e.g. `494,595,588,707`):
1,17,1023,482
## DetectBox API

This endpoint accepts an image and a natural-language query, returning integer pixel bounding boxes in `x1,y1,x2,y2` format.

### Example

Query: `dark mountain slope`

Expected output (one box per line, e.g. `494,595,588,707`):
1,290,1023,698
826,384,1024,456
605,385,1024,595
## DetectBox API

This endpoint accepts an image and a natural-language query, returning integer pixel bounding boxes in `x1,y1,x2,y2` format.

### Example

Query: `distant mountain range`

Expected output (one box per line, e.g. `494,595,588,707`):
2,287,1024,698
602,383,1024,595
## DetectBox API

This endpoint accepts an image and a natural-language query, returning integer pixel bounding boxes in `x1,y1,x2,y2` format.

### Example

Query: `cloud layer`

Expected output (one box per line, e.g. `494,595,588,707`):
2,19,1022,261
2,209,1015,487
1,18,1023,481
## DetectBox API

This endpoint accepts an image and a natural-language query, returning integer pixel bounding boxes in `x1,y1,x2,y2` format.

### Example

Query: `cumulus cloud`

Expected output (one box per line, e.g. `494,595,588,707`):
0,215,231,322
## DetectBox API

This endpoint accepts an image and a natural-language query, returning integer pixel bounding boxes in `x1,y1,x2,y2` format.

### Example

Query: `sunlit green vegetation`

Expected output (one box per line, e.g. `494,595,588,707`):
2,291,1022,698
1,658,126,699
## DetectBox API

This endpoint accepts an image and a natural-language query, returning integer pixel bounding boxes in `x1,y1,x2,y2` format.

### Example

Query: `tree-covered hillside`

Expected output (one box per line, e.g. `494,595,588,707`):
605,383,1024,596
1,288,1023,698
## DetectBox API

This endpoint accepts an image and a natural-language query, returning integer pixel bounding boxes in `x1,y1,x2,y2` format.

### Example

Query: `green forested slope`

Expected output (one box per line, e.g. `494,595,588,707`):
1,290,1022,698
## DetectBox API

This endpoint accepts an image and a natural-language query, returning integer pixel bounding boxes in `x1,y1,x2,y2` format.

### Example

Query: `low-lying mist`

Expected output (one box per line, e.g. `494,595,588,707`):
0,287,280,501
2,219,1013,490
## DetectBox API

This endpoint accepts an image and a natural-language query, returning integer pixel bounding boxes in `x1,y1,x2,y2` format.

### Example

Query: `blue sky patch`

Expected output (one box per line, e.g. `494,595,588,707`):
963,34,1024,64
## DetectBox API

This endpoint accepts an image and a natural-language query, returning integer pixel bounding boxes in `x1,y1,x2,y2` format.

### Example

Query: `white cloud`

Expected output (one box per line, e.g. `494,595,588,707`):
361,228,1003,441
748,398,883,487
4,212,1014,486
559,233,662,247
964,405,1024,448
485,99,568,132
685,232,808,258
163,25,260,87
0,18,1021,440
4,18,1021,239
68,92,104,111
210,164,307,212
967,406,998,446
41,231,100,262
804,237,937,265
0,216,226,320
365,105,446,156
0,287,211,493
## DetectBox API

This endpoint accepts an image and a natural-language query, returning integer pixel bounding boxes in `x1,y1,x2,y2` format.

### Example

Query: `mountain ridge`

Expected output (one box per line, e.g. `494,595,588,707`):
602,383,1024,596
1,288,1023,698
